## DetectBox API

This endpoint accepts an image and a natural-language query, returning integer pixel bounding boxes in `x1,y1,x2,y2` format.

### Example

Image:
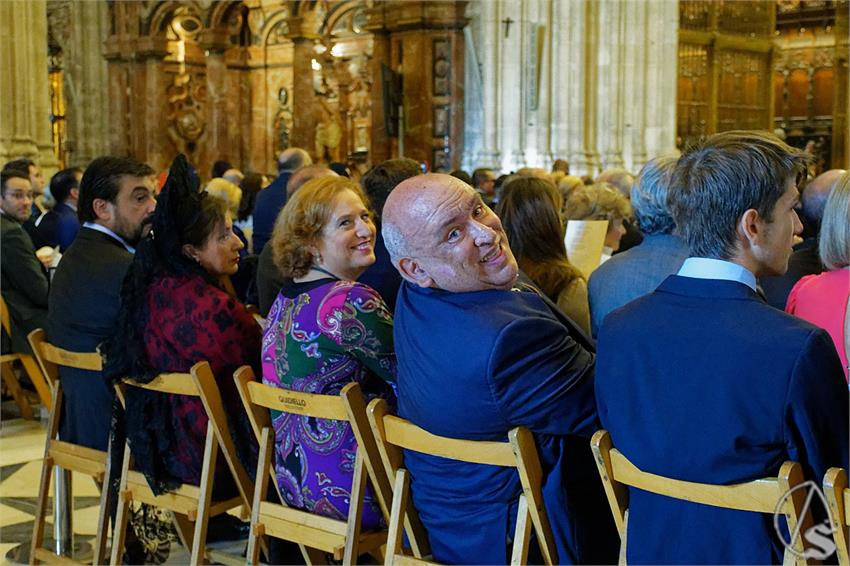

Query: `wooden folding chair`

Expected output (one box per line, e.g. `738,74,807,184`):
233,366,392,565
27,328,111,565
110,361,253,566
367,398,556,566
824,467,850,565
591,429,813,566
1,297,51,418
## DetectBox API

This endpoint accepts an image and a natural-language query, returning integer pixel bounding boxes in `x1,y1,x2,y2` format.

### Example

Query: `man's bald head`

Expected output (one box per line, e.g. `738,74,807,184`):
801,169,845,233
277,147,312,173
383,173,518,292
383,173,459,259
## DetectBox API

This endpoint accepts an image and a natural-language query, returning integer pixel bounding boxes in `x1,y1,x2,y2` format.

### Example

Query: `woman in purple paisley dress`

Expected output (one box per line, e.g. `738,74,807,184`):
262,176,395,529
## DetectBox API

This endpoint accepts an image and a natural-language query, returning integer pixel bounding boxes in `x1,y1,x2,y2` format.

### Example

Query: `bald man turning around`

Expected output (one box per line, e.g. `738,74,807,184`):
382,173,616,565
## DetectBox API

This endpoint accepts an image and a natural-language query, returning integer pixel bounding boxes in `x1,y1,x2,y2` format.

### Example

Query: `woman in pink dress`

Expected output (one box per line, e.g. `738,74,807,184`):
786,171,850,381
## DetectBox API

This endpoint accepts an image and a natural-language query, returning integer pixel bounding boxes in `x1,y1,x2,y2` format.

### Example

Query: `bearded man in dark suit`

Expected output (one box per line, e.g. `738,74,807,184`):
48,156,156,450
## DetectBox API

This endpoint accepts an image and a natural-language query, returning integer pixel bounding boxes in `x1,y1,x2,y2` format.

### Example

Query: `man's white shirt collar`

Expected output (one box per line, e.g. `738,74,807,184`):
82,222,135,253
677,257,757,292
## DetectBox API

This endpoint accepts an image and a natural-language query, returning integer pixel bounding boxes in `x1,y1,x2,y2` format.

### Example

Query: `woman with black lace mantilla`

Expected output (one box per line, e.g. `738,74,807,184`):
104,154,259,550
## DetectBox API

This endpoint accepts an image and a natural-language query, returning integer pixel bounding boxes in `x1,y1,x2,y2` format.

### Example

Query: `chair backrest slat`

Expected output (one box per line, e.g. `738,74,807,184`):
39,342,103,371
245,380,348,420
824,467,850,566
592,430,812,565
382,414,516,467
126,372,199,397
368,398,556,565
609,449,788,514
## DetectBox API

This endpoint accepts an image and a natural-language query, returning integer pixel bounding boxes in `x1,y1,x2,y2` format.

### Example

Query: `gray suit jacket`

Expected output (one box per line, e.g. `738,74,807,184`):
588,234,689,336
1,213,48,353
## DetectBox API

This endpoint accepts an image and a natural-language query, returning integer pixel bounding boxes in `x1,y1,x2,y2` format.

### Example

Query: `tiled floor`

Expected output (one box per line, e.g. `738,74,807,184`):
0,402,246,565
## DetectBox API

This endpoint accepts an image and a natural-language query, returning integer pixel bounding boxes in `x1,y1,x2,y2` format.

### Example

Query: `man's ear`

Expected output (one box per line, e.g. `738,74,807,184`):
397,257,434,288
69,187,79,202
91,198,112,222
736,208,762,250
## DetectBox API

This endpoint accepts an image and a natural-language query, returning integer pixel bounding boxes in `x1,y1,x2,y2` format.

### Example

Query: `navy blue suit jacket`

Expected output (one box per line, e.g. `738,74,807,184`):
251,171,292,255
48,228,133,450
395,282,617,564
596,275,849,565
36,202,80,251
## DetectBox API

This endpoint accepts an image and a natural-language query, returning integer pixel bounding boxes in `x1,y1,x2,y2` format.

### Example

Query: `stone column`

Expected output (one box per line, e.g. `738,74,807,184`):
286,16,320,158
476,0,501,169
62,0,110,167
365,8,392,165
498,0,524,170
0,0,58,171
596,0,626,171
643,0,679,165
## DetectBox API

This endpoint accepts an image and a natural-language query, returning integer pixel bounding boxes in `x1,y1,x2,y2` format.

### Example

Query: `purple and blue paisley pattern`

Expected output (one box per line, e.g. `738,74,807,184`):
261,280,395,529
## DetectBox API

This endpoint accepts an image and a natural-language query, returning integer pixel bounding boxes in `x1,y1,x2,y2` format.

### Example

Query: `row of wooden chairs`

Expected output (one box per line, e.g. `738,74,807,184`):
25,323,850,566
591,430,850,566
25,328,557,565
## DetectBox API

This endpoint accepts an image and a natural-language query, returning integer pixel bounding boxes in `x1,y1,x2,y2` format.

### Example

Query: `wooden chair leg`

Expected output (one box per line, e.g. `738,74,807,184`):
92,452,114,565
510,495,532,566
343,451,368,565
109,444,132,566
247,428,272,566
189,421,219,566
1,361,33,420
30,455,55,564
19,354,51,412
385,470,411,566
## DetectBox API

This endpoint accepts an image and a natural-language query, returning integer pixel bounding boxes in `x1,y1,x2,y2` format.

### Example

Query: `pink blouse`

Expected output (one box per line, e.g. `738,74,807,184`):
786,269,850,381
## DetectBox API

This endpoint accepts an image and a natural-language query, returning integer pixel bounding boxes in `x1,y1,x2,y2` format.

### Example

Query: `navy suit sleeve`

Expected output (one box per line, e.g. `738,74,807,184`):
55,216,79,251
784,328,849,480
487,314,599,437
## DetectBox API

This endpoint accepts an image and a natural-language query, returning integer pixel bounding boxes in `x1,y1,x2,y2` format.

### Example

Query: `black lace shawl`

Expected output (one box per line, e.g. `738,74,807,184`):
103,154,220,494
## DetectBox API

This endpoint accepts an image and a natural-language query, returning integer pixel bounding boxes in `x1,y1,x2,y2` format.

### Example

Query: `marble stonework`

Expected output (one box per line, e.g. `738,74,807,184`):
0,1,59,174
463,0,679,176
89,0,468,176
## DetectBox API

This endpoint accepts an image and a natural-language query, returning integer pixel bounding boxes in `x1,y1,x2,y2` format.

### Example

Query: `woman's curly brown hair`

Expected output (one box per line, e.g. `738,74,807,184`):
272,176,372,278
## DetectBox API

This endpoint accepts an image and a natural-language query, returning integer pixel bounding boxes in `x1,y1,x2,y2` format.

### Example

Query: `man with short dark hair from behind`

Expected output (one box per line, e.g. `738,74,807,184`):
761,168,846,309
36,167,83,251
0,168,48,355
48,156,156,452
358,158,421,312
587,155,689,336
595,131,848,564
382,173,618,565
